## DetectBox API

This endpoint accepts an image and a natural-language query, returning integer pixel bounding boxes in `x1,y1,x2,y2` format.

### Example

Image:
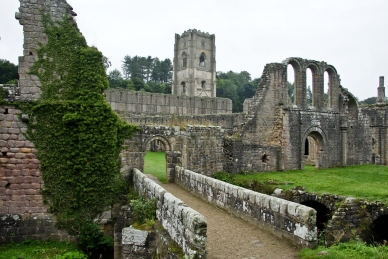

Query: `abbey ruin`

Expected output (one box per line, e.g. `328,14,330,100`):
1,0,388,257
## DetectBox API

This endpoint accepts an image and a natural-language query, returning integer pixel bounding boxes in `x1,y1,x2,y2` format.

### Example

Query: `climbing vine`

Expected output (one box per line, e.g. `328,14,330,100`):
24,12,139,235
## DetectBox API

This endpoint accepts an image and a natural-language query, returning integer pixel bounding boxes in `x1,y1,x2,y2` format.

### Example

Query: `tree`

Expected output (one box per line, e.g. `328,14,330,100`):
216,71,259,112
107,69,126,89
306,85,312,104
360,97,377,105
0,59,18,84
288,82,294,103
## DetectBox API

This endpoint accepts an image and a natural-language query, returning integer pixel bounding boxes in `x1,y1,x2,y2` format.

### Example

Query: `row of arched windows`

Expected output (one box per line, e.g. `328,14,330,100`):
181,52,206,68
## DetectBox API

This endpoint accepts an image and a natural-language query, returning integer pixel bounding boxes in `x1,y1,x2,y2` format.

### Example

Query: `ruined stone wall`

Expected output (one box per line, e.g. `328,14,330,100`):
121,113,244,131
15,0,77,100
359,106,388,165
105,89,232,116
132,168,207,258
284,110,342,169
121,125,225,178
174,166,317,248
0,105,74,243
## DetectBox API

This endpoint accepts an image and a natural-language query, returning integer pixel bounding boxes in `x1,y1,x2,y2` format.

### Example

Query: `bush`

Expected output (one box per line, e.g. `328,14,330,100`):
78,222,113,253
130,197,157,225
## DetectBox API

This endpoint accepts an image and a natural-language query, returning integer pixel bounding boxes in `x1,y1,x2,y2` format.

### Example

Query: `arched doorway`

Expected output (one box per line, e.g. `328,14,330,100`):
302,128,327,169
143,136,176,182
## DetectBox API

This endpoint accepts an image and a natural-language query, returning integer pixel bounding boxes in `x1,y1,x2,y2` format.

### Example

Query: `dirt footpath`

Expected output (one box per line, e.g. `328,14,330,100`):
159,181,299,259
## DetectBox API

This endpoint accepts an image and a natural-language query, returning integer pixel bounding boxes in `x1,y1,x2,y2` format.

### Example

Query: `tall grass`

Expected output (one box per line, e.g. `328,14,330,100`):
0,240,86,259
144,151,167,183
233,164,388,202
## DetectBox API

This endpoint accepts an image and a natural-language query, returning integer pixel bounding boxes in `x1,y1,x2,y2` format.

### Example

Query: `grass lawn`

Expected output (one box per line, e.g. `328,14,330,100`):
0,240,86,259
233,164,388,202
298,241,388,259
144,151,167,183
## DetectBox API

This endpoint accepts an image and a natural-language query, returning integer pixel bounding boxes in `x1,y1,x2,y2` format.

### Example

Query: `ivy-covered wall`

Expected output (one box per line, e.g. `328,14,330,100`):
1,0,139,242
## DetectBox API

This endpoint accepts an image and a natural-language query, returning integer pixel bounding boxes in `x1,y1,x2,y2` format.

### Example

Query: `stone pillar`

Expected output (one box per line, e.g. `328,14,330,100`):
340,116,348,166
377,76,386,104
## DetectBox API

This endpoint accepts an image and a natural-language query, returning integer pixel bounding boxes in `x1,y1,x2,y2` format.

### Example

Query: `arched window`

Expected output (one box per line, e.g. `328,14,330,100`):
181,82,186,94
182,52,187,68
201,80,206,89
199,52,205,67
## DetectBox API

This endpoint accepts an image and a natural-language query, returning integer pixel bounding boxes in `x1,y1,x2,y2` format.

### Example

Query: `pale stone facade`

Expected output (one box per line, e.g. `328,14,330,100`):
172,29,216,97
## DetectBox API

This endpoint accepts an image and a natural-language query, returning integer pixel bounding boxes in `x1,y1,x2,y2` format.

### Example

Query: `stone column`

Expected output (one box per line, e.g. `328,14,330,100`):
377,76,386,104
340,116,348,166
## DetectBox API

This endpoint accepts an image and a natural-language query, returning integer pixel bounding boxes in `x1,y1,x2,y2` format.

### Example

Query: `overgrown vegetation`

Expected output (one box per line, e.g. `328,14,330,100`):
298,240,388,259
0,59,18,84
144,151,167,183
22,10,139,240
0,240,87,259
127,189,157,231
214,165,388,202
78,223,113,254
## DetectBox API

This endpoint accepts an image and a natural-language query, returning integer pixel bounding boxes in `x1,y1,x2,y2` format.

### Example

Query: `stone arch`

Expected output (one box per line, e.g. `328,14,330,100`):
306,62,323,109
347,93,359,119
302,126,328,169
182,51,187,68
366,213,388,244
301,200,331,232
143,135,175,182
199,52,206,67
285,58,305,108
324,65,338,109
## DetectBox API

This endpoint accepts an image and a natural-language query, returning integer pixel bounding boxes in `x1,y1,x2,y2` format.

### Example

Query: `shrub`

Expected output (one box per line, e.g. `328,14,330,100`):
78,222,113,253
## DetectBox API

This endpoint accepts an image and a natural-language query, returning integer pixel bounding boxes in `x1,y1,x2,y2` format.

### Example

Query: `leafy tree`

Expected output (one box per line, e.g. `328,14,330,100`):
216,71,260,112
306,85,312,104
0,59,18,84
107,69,126,89
360,97,377,105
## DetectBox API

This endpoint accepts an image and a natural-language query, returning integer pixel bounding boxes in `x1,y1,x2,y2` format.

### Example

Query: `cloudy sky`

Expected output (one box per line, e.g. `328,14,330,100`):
1,0,388,100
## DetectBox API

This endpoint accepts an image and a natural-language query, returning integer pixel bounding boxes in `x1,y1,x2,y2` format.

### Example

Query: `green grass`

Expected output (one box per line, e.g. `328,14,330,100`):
298,241,388,259
233,164,388,202
144,151,167,183
0,240,86,259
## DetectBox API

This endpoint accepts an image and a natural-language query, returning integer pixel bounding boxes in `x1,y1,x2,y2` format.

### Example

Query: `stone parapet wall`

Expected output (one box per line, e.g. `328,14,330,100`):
105,89,232,116
121,113,245,131
174,166,318,248
132,168,207,258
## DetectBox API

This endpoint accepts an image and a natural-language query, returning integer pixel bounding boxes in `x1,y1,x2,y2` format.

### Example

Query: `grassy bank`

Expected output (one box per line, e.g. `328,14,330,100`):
0,240,86,259
231,164,388,202
144,151,167,183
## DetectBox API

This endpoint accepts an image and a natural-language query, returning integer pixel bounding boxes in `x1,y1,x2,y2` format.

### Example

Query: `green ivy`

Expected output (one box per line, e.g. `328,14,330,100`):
23,11,140,235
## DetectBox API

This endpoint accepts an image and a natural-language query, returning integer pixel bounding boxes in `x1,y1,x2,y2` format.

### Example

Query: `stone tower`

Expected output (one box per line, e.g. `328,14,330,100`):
172,29,216,97
377,76,386,103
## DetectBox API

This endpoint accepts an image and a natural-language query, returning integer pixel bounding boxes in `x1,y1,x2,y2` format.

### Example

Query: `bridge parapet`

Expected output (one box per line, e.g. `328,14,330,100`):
174,166,318,248
132,168,207,258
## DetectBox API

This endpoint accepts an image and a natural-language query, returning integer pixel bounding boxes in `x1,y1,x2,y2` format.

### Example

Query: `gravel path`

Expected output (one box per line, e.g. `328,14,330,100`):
155,179,299,259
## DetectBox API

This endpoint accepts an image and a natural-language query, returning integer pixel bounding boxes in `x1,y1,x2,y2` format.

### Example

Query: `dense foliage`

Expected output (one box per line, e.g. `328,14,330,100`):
107,55,172,94
25,12,139,235
216,71,260,112
0,59,18,84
